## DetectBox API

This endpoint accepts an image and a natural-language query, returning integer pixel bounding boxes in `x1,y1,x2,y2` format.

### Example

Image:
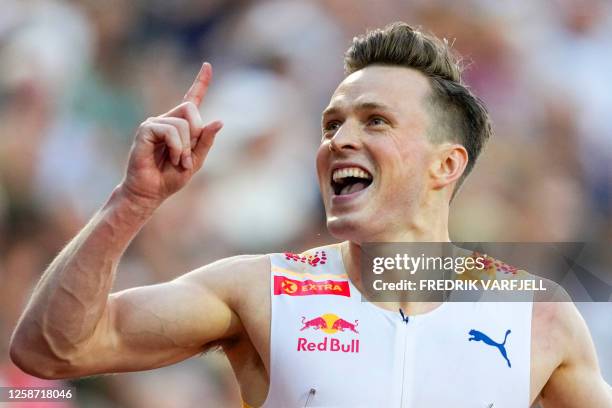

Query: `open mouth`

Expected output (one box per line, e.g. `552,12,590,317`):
331,167,373,196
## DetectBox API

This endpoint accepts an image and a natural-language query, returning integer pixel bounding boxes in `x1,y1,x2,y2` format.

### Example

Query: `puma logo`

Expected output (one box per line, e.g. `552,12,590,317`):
468,329,512,368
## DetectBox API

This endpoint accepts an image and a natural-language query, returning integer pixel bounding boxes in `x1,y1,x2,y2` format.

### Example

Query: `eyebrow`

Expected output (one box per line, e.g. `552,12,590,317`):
321,101,396,121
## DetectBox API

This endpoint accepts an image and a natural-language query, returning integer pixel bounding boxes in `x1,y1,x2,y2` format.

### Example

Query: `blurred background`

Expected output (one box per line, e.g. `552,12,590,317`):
0,0,610,406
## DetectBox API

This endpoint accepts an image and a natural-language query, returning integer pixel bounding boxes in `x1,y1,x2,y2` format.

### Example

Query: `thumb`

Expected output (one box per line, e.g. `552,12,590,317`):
193,120,223,166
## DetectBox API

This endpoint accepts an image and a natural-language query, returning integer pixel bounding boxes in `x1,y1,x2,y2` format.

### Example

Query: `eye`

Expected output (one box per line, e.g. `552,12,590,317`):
323,120,341,134
367,116,388,127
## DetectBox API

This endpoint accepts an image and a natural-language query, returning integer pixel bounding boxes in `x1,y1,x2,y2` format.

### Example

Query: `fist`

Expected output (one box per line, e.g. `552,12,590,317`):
121,62,223,207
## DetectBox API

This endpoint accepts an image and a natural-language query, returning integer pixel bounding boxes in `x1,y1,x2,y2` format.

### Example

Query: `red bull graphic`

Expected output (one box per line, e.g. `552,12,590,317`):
284,250,327,267
331,318,359,334
300,316,328,331
273,276,350,297
297,313,360,353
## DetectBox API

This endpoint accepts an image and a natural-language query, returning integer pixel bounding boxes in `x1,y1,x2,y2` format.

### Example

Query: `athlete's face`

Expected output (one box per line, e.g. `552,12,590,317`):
316,65,436,242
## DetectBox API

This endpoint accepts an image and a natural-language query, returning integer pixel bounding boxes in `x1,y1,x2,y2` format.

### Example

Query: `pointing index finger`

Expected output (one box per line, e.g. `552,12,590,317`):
183,62,212,107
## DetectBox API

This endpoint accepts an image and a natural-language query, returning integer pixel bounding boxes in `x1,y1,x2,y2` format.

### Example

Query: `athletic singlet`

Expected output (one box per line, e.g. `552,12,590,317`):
257,244,532,408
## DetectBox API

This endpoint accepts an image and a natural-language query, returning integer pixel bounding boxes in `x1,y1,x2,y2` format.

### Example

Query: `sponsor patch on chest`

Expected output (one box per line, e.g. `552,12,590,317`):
273,275,350,297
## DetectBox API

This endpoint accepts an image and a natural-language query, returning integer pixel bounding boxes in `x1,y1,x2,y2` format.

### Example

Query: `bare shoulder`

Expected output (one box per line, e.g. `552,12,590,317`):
530,276,578,361
531,276,583,346
529,277,612,406
177,254,271,308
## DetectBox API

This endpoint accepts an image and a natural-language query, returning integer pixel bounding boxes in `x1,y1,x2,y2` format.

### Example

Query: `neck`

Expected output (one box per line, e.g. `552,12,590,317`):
339,203,452,315
370,189,452,242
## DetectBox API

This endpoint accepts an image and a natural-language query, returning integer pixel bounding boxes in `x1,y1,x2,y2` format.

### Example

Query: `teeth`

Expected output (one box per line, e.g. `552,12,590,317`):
332,167,372,182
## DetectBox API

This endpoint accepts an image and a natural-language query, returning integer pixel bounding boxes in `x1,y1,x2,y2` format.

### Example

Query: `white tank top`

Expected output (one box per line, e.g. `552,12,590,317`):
262,244,532,408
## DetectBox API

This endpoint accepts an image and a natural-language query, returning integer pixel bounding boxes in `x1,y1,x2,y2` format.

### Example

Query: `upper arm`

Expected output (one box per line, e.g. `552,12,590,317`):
539,299,612,407
61,254,268,377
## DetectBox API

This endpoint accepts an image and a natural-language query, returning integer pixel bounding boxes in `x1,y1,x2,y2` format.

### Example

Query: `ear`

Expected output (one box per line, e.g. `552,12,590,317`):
429,143,469,190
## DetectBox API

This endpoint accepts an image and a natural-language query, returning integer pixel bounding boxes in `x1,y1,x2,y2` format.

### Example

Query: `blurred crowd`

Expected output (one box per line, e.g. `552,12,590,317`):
1,0,610,406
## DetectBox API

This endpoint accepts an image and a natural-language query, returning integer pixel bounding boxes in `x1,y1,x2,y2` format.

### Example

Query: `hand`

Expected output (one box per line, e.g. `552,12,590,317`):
120,62,223,208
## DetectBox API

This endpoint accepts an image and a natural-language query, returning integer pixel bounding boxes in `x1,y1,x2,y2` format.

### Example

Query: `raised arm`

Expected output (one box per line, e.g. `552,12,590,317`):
9,63,251,379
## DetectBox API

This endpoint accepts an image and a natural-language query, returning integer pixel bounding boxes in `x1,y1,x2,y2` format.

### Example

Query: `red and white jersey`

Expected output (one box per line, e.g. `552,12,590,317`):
262,244,532,408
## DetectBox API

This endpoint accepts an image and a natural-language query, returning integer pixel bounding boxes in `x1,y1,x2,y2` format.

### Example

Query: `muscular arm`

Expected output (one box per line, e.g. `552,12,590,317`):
9,62,258,379
539,301,612,407
10,187,151,377
9,186,262,378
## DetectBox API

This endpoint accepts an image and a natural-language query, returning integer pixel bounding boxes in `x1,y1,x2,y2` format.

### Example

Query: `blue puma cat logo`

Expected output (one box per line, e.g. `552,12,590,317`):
468,329,512,368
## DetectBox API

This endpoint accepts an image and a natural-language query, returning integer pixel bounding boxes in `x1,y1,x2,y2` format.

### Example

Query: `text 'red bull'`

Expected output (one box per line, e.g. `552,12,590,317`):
297,337,360,353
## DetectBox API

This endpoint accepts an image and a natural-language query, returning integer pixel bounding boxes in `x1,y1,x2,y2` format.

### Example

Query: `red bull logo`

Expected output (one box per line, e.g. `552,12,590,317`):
297,313,360,353
300,313,359,334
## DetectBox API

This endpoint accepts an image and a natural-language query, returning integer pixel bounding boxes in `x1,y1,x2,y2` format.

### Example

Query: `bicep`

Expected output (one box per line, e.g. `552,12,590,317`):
66,258,251,377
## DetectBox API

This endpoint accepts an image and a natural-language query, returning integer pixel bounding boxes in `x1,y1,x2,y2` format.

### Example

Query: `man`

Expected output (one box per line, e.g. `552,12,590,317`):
10,23,611,407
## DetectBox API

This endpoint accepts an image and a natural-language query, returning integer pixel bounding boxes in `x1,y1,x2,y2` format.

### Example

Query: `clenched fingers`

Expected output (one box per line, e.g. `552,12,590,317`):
161,101,203,145
153,117,193,169
140,121,184,168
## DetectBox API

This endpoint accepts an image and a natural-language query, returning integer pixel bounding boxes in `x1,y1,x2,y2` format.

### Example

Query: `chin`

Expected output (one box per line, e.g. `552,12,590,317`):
326,213,371,244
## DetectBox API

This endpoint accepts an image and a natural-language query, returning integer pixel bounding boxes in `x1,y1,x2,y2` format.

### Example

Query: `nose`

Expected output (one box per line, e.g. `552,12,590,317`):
329,122,361,153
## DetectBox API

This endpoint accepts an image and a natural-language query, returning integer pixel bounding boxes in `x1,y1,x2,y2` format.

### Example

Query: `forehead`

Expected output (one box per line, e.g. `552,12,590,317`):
326,65,432,114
